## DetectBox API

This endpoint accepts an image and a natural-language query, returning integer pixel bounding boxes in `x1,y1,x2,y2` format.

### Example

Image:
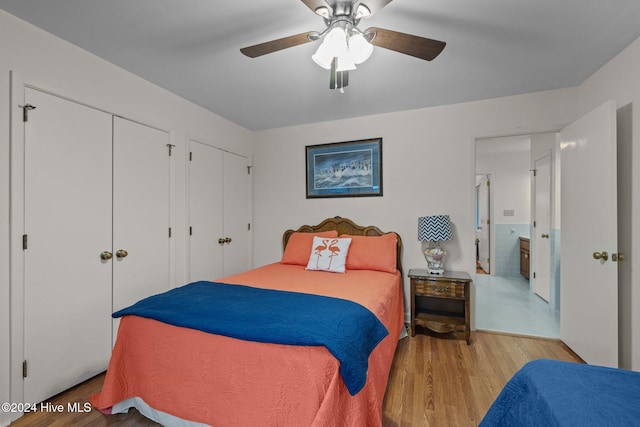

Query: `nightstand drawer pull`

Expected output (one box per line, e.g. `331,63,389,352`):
432,286,449,293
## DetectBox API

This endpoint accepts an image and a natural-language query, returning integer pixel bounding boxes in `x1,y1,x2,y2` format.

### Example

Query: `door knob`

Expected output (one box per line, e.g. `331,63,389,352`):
593,251,609,261
541,234,550,239
100,251,113,260
218,238,225,245
224,237,232,244
116,249,128,258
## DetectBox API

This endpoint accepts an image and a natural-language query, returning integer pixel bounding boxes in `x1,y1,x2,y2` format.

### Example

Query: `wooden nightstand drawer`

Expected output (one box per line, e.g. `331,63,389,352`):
415,280,465,298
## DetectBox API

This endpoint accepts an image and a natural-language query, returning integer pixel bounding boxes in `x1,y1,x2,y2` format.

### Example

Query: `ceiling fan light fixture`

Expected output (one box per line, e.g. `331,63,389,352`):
349,32,373,64
336,51,357,72
314,6,331,18
312,27,348,70
312,49,333,69
355,4,371,19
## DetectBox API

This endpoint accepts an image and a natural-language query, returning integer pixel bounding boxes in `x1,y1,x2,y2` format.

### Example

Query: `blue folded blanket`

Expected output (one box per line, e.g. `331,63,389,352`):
480,359,640,426
113,281,389,395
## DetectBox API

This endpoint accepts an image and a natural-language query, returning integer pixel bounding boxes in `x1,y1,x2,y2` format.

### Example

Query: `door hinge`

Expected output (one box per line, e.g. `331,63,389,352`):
189,152,193,161
20,104,36,122
169,227,172,238
533,221,537,227
486,219,490,225
23,360,28,378
22,234,28,250
248,223,251,230
167,144,175,156
532,169,537,177
189,226,193,236
486,180,490,186
533,272,536,279
247,166,252,174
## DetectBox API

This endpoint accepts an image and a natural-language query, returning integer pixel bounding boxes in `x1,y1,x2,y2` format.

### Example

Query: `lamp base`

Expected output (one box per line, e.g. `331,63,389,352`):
423,243,446,275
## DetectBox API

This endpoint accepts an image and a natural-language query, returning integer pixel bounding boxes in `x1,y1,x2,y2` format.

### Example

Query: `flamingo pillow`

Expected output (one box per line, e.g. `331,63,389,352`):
306,236,352,273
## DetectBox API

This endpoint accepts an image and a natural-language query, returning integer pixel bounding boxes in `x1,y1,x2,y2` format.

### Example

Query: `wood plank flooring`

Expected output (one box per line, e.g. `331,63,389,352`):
9,331,582,427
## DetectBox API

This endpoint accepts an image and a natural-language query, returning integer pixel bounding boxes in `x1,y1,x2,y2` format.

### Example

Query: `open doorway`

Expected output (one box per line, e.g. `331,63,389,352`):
474,134,560,338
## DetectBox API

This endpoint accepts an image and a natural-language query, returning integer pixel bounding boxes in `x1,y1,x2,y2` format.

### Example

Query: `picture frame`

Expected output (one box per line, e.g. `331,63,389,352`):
306,138,382,198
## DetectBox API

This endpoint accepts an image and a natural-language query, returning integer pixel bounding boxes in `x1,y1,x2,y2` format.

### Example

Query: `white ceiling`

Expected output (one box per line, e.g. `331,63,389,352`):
2,0,640,131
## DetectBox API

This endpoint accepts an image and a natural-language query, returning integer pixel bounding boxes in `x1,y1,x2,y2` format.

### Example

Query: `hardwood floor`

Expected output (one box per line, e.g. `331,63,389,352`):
382,330,581,426
9,331,581,427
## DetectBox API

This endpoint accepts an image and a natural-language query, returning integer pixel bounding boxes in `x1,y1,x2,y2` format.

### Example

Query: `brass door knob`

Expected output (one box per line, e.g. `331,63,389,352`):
116,249,128,258
593,251,609,261
100,251,113,260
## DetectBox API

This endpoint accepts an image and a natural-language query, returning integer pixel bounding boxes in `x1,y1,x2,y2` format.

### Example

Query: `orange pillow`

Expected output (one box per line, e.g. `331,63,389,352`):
281,230,338,265
341,233,397,273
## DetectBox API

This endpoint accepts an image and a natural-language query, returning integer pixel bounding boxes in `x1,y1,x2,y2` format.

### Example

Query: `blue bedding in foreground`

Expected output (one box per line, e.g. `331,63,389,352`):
113,281,388,395
480,359,640,427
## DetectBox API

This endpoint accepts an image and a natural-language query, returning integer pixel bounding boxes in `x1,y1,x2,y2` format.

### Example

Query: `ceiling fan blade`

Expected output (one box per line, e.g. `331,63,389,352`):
240,32,316,58
366,27,446,61
356,0,394,16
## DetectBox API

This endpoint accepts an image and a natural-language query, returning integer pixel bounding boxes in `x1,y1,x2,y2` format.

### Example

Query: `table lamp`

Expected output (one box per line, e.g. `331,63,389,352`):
418,215,453,274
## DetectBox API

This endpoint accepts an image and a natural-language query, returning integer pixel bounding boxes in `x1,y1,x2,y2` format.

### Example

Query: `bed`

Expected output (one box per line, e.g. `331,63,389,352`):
90,216,405,427
479,359,640,427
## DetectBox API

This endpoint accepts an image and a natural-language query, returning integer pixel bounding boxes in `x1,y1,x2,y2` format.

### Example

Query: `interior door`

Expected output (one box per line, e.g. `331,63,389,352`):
477,174,491,273
222,151,251,276
112,117,171,317
189,140,224,281
560,100,618,367
533,154,551,301
23,88,112,403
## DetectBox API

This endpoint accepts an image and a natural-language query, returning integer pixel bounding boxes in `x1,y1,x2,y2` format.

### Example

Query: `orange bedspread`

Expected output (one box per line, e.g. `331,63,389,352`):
91,263,404,426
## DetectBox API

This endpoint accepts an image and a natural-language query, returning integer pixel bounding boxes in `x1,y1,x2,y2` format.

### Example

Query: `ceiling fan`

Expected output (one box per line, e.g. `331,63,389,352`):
240,0,446,90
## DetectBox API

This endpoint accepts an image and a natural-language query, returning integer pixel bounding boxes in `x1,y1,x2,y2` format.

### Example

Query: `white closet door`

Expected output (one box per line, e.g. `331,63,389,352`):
23,88,112,404
112,117,171,314
189,140,224,281
223,151,251,276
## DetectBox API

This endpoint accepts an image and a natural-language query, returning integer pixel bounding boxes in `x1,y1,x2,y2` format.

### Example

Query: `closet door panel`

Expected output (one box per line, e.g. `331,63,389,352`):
23,88,112,404
189,141,224,281
112,117,171,313
223,152,251,276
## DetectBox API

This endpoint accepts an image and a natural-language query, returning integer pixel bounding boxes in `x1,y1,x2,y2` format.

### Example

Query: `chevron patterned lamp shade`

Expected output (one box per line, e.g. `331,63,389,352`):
418,215,453,274
418,215,453,242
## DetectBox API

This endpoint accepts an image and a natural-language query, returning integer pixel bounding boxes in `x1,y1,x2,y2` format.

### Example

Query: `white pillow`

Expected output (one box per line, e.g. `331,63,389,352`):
306,236,352,273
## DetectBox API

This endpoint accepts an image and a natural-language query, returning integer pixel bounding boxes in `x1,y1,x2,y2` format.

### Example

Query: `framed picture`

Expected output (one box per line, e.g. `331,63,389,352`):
306,138,382,198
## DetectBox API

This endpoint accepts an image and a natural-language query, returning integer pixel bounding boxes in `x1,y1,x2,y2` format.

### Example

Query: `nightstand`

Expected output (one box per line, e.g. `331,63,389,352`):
408,269,472,344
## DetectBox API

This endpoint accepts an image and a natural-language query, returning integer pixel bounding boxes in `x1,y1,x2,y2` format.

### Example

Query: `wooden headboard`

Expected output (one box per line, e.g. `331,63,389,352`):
282,216,403,276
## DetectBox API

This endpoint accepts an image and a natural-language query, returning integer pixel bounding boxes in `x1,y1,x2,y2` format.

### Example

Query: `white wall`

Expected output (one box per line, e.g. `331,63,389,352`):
575,37,640,370
252,88,577,320
0,10,252,426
